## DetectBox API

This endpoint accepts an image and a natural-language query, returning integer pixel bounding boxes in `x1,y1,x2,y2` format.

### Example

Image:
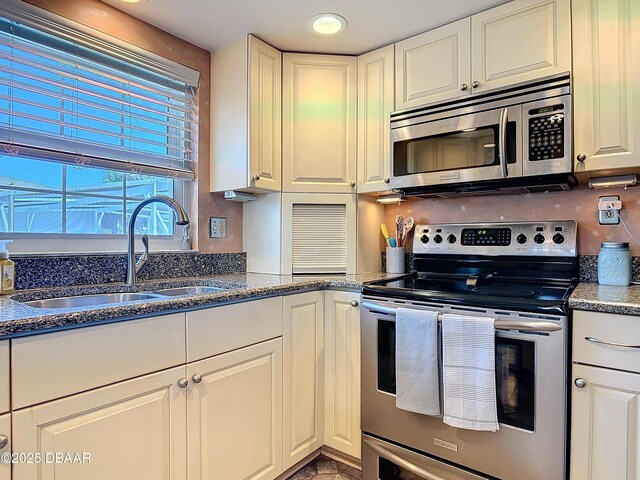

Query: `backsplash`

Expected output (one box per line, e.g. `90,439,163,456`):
12,252,246,290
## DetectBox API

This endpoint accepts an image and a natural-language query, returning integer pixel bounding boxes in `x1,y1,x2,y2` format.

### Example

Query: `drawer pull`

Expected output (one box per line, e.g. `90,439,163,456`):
585,336,640,349
0,435,7,449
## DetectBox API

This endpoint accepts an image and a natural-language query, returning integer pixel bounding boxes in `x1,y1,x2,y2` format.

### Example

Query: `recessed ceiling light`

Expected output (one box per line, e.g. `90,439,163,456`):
117,0,147,4
308,13,347,36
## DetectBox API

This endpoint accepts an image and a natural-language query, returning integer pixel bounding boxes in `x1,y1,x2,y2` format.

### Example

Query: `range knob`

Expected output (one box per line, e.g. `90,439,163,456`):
420,235,429,244
533,233,546,245
433,234,443,244
516,234,527,244
447,234,457,244
553,233,565,244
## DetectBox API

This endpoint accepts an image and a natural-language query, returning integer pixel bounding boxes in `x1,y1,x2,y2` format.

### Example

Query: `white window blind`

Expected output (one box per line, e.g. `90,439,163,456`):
292,204,347,274
0,3,199,180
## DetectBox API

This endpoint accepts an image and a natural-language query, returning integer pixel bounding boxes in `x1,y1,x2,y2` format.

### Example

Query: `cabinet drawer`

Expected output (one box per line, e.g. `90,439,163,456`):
573,310,640,373
187,297,283,362
0,341,8,414
12,313,186,409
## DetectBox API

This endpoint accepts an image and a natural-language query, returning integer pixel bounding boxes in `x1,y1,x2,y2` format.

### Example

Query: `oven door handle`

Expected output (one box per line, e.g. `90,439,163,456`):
361,301,562,332
364,438,449,480
498,107,508,178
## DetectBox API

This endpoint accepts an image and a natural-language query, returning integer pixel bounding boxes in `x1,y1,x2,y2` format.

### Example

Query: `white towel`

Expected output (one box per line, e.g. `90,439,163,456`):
395,308,441,416
441,314,499,432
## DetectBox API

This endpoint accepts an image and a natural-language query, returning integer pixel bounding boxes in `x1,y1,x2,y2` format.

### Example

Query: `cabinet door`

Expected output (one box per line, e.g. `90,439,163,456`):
573,0,640,172
283,292,324,470
0,341,8,414
571,364,640,480
324,291,361,459
0,414,9,480
187,338,283,480
471,0,571,93
283,54,357,193
12,366,187,480
249,36,282,191
394,18,471,109
357,45,394,194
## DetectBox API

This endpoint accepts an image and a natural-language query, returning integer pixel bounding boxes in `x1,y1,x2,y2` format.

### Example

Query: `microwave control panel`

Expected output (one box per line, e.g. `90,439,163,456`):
528,104,565,161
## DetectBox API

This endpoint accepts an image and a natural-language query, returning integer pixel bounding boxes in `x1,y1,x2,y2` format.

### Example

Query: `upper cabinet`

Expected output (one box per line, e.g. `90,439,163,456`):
283,54,357,193
210,35,282,193
573,0,640,173
358,45,395,194
395,0,571,110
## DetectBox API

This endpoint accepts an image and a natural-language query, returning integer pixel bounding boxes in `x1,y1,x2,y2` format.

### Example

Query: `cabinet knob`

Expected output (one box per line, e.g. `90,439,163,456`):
576,153,586,163
0,435,8,449
459,83,468,91
472,81,480,88
351,300,359,307
574,378,586,389
177,378,189,388
192,373,203,384
384,177,390,184
252,175,260,181
350,181,356,188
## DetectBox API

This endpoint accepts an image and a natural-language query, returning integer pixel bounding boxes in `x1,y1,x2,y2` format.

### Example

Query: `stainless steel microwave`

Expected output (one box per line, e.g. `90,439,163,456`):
390,73,575,196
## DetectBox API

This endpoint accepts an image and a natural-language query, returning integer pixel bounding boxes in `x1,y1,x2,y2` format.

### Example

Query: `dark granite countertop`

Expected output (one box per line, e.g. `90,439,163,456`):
0,272,402,338
570,282,640,316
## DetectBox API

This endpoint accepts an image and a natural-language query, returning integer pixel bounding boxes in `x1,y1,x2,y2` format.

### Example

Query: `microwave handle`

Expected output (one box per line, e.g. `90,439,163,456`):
364,438,449,480
499,107,508,178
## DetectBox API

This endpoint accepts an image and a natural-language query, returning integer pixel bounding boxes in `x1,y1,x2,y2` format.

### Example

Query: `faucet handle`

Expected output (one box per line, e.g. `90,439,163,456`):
135,234,150,275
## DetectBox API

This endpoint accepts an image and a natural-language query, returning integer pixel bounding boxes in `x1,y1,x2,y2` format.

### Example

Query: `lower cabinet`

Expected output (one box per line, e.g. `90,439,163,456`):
283,292,325,470
0,413,9,480
12,366,188,480
187,338,283,480
324,291,361,459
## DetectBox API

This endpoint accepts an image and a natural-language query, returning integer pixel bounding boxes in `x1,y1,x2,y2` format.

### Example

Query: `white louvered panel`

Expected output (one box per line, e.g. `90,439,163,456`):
292,204,347,274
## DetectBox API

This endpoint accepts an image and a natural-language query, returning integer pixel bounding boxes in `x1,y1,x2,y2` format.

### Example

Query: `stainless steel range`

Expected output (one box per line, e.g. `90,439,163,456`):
361,221,578,480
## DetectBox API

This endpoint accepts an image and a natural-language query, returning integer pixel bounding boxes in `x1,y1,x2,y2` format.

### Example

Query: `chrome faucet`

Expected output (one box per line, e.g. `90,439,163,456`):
126,196,190,285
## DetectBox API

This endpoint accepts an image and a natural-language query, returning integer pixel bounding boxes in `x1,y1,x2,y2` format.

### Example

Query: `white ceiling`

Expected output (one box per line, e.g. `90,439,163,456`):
100,0,512,55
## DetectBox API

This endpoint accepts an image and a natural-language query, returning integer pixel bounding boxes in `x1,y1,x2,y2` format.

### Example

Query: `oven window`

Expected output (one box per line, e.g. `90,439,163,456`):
377,319,396,394
496,337,535,431
379,457,422,479
393,122,516,176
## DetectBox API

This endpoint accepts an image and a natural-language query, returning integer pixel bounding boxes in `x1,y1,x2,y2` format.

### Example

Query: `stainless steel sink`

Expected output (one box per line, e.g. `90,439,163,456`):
153,286,224,296
24,292,161,309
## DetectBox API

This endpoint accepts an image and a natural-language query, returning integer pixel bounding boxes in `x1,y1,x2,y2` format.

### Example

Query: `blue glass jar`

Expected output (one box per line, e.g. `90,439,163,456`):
598,242,632,286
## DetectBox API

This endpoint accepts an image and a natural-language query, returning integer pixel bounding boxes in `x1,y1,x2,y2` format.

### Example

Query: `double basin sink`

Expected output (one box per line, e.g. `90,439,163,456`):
22,285,225,309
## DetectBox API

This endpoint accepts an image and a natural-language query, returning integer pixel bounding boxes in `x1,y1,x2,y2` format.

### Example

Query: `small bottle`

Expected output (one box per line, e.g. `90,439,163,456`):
0,240,14,295
598,242,632,286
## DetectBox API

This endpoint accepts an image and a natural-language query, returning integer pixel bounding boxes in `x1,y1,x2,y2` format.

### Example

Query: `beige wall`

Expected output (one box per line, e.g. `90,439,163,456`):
22,0,243,253
384,186,640,256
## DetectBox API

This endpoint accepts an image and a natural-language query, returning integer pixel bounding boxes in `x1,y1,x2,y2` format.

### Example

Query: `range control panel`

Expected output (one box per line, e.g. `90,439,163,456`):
413,221,577,257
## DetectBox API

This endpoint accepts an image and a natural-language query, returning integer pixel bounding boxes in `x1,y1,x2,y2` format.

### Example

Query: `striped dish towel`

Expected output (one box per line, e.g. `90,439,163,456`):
441,313,499,432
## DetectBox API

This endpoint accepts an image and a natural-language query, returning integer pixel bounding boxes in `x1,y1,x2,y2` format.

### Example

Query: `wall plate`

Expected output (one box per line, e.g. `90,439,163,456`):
598,195,621,225
209,217,227,238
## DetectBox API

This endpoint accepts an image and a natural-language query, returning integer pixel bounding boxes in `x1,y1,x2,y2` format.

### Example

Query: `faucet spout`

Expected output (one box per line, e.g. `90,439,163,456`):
125,196,191,285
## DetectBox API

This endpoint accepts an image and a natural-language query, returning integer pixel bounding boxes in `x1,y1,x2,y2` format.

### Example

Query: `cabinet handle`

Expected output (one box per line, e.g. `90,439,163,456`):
459,83,468,91
351,300,359,307
472,81,480,88
576,153,586,163
350,181,356,188
384,177,390,184
252,175,260,181
192,373,203,384
574,378,586,389
585,336,640,349
177,378,189,388
0,435,7,449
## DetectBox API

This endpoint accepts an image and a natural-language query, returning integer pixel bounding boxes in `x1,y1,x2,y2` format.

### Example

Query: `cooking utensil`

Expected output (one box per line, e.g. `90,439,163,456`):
389,238,397,248
396,214,404,247
380,224,390,247
402,217,414,246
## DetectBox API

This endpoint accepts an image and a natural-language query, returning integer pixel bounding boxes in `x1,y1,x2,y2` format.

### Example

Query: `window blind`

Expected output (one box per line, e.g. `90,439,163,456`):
0,4,198,180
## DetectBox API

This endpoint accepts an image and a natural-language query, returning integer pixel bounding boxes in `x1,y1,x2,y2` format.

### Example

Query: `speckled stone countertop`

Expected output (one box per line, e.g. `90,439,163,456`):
0,272,403,338
570,282,640,316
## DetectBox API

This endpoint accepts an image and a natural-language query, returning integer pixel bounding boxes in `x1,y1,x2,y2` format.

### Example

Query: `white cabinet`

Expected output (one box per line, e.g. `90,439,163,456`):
358,45,394,193
283,54,357,193
0,414,9,480
12,366,187,480
324,291,361,460
573,0,640,173
395,19,471,109
471,0,571,93
0,341,8,414
394,0,571,109
210,35,282,193
186,338,283,480
283,292,325,469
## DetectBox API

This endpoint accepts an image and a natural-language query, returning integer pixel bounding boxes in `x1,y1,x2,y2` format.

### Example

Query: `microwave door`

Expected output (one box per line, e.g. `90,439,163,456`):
390,106,523,190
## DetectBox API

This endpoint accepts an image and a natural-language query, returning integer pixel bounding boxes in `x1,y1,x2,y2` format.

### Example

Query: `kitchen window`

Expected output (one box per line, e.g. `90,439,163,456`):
0,2,199,250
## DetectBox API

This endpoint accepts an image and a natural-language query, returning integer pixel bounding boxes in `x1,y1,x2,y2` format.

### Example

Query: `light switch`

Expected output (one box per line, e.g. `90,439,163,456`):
209,217,227,238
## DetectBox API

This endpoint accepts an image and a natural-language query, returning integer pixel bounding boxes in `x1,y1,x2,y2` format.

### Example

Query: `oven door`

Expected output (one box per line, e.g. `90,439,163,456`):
361,297,567,480
390,105,522,190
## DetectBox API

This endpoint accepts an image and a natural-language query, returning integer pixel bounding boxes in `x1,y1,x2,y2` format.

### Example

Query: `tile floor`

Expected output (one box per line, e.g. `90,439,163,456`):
287,454,362,480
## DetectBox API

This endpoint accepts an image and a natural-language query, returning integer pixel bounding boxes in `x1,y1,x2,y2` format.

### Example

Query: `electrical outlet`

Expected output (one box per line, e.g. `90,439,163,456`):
209,217,227,238
598,195,621,225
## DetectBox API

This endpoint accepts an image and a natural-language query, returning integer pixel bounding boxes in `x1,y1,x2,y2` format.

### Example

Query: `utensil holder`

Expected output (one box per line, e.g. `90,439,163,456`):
386,247,405,274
